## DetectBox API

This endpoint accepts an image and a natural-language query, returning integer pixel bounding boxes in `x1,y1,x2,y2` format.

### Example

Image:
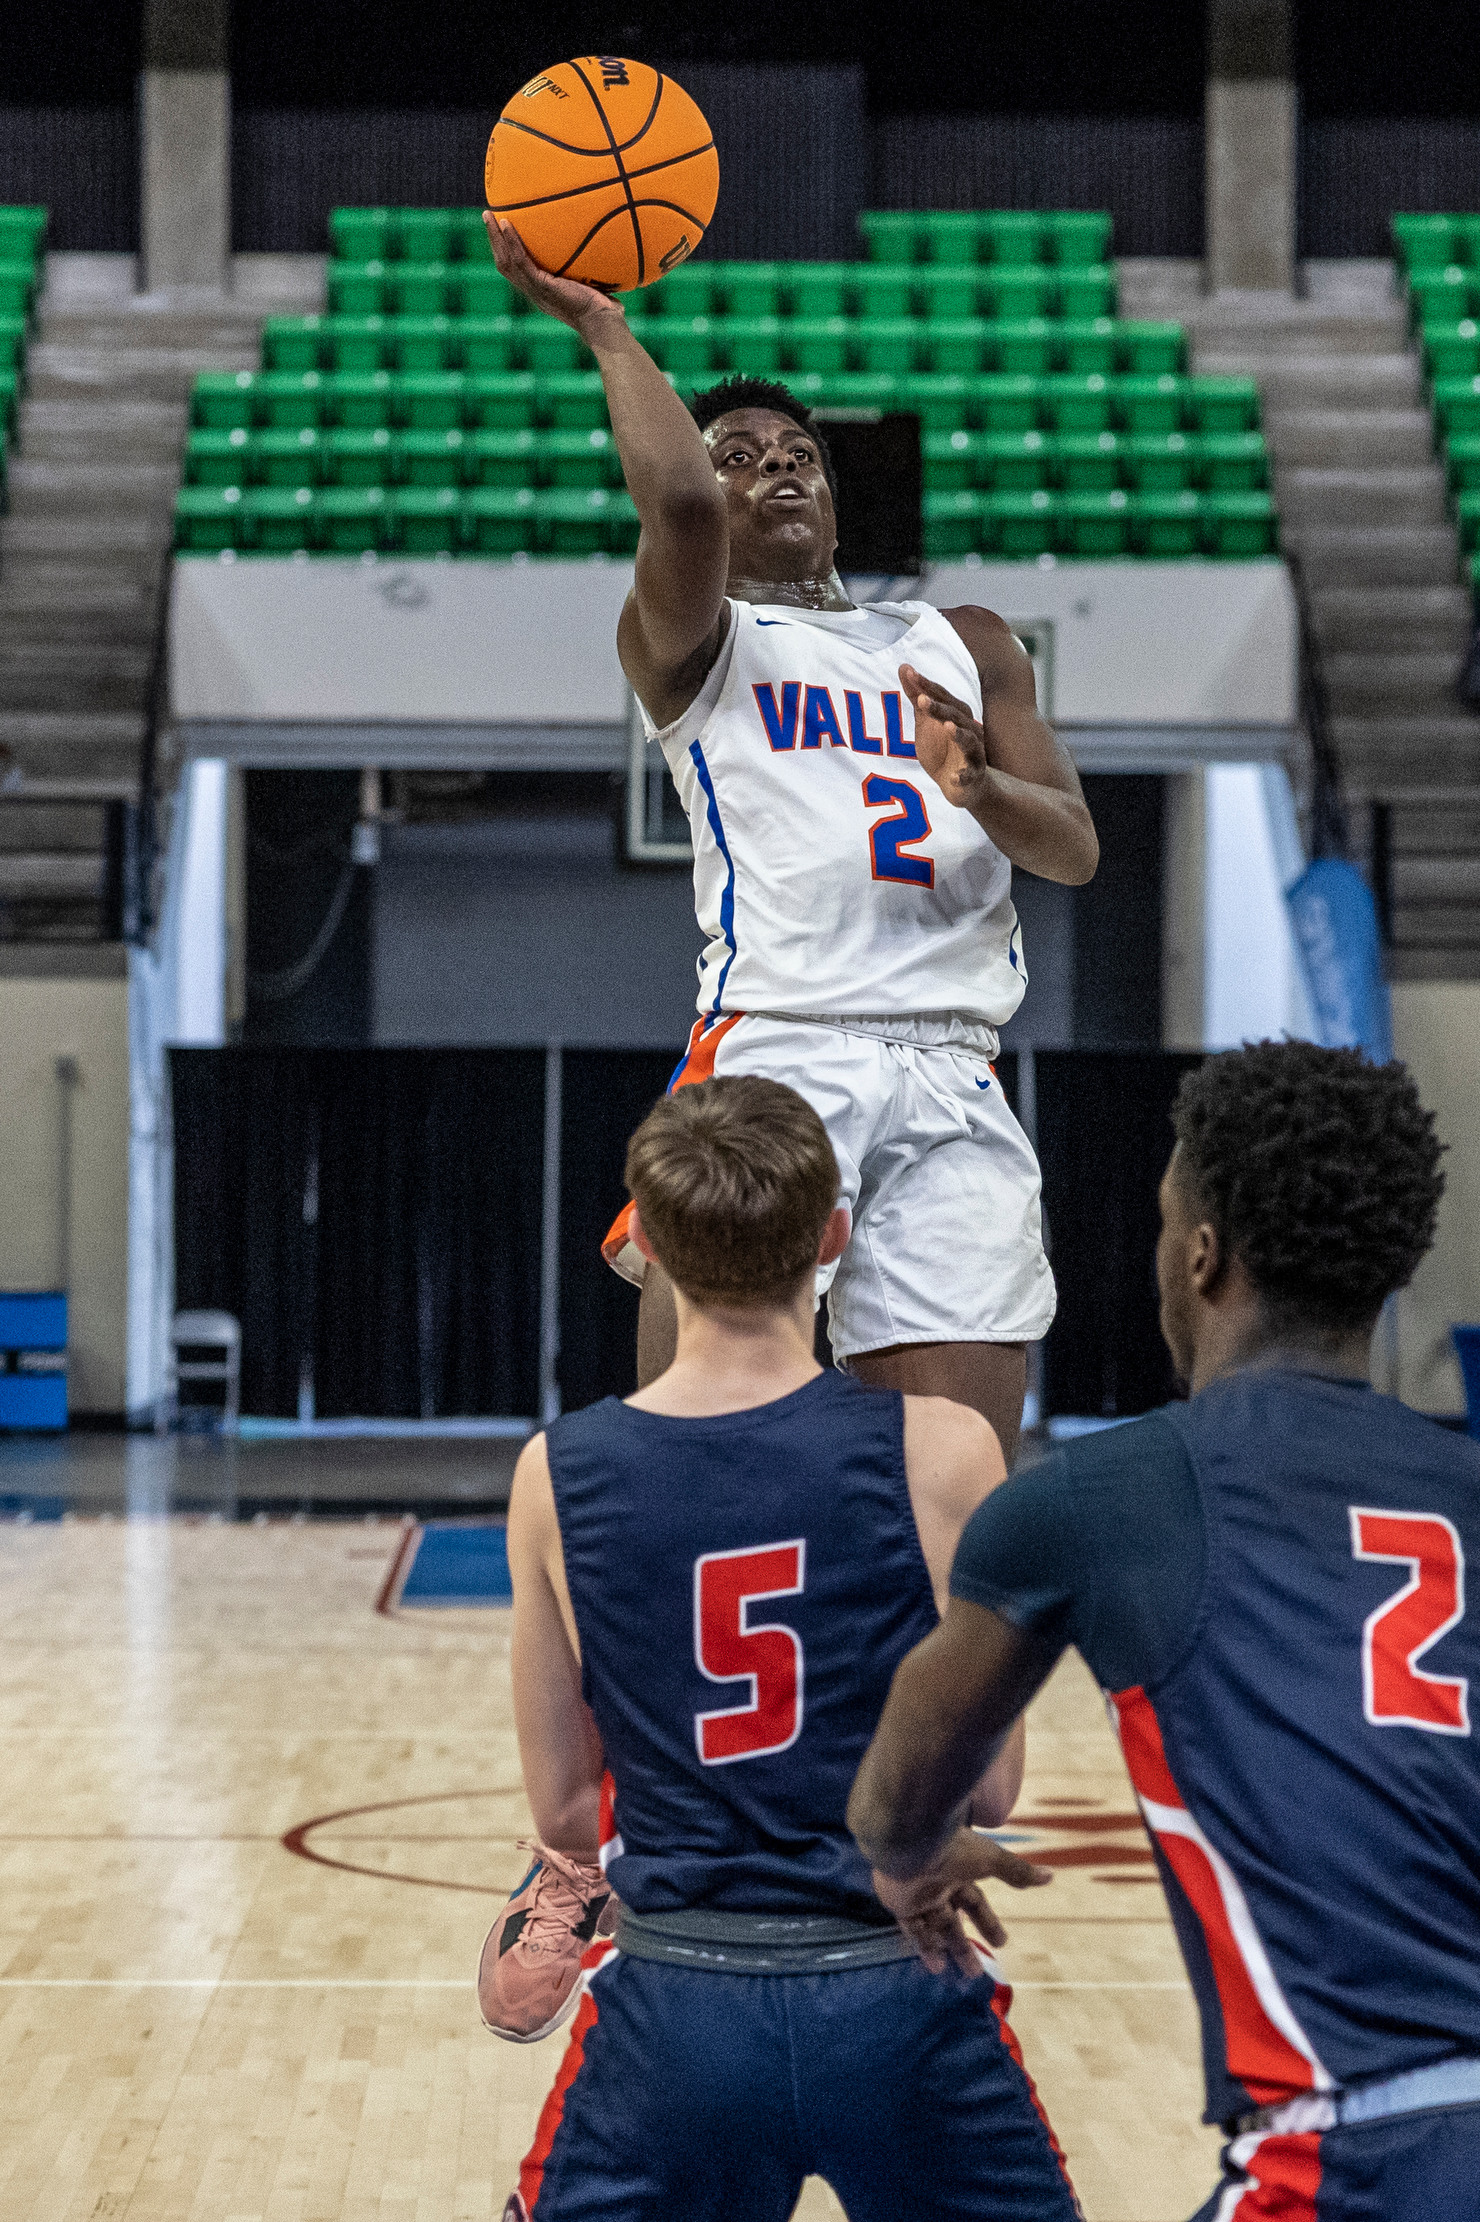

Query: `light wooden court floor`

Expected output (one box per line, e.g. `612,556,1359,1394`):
0,1517,1221,2221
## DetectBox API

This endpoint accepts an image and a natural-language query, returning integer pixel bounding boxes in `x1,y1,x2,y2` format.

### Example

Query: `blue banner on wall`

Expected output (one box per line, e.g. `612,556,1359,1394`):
1285,858,1393,1064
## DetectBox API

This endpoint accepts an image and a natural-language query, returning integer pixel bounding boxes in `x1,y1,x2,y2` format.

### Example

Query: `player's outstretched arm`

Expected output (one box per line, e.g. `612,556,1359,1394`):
506,1433,606,1861
484,217,728,719
902,606,1099,885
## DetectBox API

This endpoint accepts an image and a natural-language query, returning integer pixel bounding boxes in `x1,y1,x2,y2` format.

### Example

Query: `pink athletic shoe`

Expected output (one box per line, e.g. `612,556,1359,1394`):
478,1840,613,2042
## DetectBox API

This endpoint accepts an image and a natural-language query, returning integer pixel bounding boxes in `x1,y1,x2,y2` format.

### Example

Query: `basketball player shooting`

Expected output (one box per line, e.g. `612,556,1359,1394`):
485,213,1099,1472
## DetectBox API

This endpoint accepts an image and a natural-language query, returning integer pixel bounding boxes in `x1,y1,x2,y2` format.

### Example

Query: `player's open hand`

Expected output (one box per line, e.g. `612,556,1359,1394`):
900,662,991,811
483,213,627,343
873,1826,1052,1979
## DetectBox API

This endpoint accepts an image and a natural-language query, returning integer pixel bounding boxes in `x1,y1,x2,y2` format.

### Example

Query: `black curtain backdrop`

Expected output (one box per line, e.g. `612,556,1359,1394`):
171,1047,544,1418
557,1047,679,1412
1037,1049,1202,1421
1301,119,1480,259
0,108,139,250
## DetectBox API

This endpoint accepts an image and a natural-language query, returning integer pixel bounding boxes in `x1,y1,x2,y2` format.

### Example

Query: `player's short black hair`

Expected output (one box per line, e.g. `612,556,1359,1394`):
1170,1041,1445,1332
689,375,838,501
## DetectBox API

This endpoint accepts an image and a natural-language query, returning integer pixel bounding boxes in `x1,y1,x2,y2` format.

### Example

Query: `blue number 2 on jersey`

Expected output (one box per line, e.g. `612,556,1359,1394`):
863,775,935,889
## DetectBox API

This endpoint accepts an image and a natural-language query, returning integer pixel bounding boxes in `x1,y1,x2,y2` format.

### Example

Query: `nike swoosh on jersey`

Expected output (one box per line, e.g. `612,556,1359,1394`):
975,1077,992,1090
754,618,788,626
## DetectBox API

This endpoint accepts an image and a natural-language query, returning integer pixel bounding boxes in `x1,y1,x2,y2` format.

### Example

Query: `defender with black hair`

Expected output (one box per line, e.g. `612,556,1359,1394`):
851,1041,1480,2222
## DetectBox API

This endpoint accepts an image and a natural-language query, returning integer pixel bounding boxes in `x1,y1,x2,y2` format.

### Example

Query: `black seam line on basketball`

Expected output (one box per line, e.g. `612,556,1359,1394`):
553,199,714,280
490,143,716,218
495,73,664,160
568,56,645,287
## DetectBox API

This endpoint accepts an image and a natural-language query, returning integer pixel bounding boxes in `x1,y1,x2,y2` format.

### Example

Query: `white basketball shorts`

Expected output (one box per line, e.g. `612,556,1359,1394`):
602,1010,1056,1361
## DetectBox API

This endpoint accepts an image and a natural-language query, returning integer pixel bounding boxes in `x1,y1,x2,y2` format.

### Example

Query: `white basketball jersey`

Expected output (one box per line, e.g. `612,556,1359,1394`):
645,599,1027,1025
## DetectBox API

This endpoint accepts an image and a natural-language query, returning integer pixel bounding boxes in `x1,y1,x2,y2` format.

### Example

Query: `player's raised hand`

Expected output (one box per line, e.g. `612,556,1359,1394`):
900,662,991,812
872,1826,1051,1978
483,213,627,342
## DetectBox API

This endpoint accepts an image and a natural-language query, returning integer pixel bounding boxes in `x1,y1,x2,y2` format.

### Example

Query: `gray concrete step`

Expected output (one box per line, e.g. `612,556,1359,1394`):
37,307,273,352
0,852,105,900
25,344,258,404
1309,585,1472,653
1276,467,1447,529
1324,650,1463,701
1331,714,1480,793
5,459,180,514
0,510,165,560
16,398,188,464
0,803,111,853
1283,525,1459,587
1266,410,1434,469
1196,353,1423,411
1181,306,1407,357
0,710,145,786
1394,855,1480,903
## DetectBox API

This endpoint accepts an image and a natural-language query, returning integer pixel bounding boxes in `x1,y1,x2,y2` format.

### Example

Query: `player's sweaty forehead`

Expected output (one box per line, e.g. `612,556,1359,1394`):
702,409,822,467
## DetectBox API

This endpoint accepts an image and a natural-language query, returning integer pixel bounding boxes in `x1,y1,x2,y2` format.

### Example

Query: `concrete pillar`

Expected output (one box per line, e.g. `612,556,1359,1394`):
1205,0,1296,292
140,0,231,293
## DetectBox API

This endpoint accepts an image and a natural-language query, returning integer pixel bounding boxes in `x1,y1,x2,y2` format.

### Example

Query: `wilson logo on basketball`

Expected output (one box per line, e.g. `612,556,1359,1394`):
598,56,631,88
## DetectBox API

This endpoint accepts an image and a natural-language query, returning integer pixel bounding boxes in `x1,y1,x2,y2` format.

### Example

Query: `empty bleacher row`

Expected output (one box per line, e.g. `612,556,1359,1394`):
174,207,1279,560
0,205,46,512
1394,212,1480,597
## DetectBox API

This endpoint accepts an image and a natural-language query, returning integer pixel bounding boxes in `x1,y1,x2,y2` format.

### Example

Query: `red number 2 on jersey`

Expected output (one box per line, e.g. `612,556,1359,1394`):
1349,1507,1470,1735
693,1540,805,1765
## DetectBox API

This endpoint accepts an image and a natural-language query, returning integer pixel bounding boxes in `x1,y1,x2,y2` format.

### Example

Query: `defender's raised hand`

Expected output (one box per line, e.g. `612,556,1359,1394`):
900,662,991,812
483,212,627,343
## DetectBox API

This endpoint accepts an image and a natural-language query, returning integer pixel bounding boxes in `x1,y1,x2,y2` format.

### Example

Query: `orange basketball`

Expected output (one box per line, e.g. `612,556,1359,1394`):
485,57,719,292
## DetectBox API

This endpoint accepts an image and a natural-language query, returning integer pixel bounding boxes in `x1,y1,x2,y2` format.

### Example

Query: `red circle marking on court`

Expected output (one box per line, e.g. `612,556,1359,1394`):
282,1788,528,1894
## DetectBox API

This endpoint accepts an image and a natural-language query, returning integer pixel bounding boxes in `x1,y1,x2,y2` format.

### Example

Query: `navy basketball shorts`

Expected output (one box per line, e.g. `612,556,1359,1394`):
1190,2104,1480,2221
505,1941,1082,2221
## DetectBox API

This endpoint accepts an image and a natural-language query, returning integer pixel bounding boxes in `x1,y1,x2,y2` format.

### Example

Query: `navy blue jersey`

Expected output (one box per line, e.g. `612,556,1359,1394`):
952,1369,1480,2123
545,1371,939,1920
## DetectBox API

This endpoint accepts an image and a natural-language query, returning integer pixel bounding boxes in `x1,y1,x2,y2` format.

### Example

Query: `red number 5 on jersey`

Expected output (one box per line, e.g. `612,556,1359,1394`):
1349,1507,1470,1735
693,1540,805,1765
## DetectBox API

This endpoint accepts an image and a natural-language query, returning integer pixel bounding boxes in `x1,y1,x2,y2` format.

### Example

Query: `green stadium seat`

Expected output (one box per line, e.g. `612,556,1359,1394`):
459,266,521,318
542,372,607,429
245,485,318,552
451,208,493,259
466,373,538,429
544,428,621,487
984,214,1043,265
263,315,326,371
917,268,985,321
1199,433,1269,490
258,427,322,487
1056,432,1123,490
391,261,455,316
1393,214,1456,273
0,313,29,369
328,261,390,316
789,317,853,373
395,373,464,429
1131,491,1202,557
1423,321,1480,380
193,371,260,430
465,487,538,552
785,263,853,319
860,212,921,264
175,485,246,551
326,316,389,371
923,320,990,375
1452,216,1480,267
983,431,1052,489
851,267,915,321
894,373,968,429
330,371,396,428
1188,376,1260,433
990,320,1055,375
638,263,710,318
1432,376,1480,438
399,210,458,263
1445,435,1480,493
714,263,782,318
389,315,456,371
522,316,592,374
323,429,395,486
1409,268,1474,328
1061,489,1131,555
459,316,520,371
469,429,540,485
923,430,984,490
330,208,393,263
923,490,984,556
922,213,986,264
1454,492,1480,551
0,366,18,438
985,269,1055,321
400,428,467,486
394,486,463,554
1205,490,1278,556
320,485,389,552
1115,322,1186,374
260,371,329,429
607,488,640,554
1049,213,1114,267
185,429,252,485
1058,266,1118,319
720,316,785,373
1043,375,1114,433
1059,320,1118,374
973,375,1042,431
1118,374,1189,432
537,486,620,555
632,315,718,375
0,206,46,263
1125,432,1195,490
987,489,1057,553
0,261,38,318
